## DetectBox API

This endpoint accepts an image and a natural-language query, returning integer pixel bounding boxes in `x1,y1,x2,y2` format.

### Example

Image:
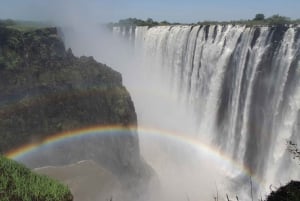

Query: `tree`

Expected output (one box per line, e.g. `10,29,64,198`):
146,18,154,24
160,20,170,25
0,19,15,27
254,13,265,21
267,14,291,25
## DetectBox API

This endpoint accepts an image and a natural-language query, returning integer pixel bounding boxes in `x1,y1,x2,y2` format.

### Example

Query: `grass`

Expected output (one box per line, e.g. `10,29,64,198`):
0,155,72,201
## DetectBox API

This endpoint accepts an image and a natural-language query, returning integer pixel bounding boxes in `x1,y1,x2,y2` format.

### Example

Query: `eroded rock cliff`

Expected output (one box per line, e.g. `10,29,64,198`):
0,26,151,189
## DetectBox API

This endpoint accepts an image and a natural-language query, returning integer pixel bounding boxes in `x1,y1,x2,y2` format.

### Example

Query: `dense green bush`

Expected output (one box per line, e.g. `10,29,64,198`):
0,155,72,201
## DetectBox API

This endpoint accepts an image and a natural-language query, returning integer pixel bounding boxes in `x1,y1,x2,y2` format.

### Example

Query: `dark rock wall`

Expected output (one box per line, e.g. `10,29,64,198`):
267,181,300,201
0,27,150,183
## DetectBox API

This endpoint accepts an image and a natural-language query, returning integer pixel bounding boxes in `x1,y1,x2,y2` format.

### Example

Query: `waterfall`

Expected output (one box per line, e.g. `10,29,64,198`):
114,24,300,198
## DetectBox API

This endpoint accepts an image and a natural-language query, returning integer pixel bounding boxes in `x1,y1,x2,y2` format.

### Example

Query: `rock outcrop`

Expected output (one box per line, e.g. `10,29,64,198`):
267,180,300,201
0,26,151,191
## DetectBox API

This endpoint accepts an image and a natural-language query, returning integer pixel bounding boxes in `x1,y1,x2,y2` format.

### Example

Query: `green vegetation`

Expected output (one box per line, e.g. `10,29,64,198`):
0,19,50,32
253,13,265,21
0,155,72,201
112,14,300,28
0,19,16,27
0,52,21,70
108,17,171,27
266,15,292,25
0,26,60,71
197,14,300,26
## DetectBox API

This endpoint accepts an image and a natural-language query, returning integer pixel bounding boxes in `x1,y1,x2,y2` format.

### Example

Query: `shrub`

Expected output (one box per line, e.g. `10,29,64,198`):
0,155,73,201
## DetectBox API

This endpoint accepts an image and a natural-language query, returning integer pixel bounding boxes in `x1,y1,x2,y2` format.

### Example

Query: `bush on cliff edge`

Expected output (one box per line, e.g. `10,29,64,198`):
0,155,73,201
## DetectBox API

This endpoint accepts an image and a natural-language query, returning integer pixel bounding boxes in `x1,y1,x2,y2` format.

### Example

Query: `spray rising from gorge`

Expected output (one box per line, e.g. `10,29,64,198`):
54,11,300,199
112,24,300,197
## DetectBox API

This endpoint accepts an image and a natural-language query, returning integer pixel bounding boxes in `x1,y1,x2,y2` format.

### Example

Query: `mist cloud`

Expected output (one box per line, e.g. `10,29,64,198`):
1,1,247,200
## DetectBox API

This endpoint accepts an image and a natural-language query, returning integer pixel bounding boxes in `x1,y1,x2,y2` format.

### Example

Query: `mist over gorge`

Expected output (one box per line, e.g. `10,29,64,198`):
1,1,300,199
61,23,300,200
126,23,300,191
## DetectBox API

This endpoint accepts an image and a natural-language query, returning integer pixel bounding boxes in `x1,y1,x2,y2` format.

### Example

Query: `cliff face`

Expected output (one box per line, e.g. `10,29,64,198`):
0,26,148,182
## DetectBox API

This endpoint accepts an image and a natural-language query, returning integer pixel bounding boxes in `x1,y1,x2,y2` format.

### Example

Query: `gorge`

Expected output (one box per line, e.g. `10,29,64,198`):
1,20,300,201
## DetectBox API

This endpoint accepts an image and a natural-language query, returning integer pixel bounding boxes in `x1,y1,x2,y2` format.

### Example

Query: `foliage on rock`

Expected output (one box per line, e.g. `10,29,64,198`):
0,155,72,201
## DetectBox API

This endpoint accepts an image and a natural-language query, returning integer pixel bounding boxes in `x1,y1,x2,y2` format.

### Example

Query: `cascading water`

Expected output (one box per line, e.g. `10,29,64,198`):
114,24,300,198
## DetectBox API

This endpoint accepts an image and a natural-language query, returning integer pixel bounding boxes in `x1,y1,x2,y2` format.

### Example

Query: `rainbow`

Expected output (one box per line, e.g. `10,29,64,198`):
5,125,132,160
5,124,264,187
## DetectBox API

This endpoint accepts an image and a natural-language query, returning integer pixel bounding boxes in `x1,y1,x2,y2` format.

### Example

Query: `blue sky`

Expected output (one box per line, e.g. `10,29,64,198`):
0,0,300,23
